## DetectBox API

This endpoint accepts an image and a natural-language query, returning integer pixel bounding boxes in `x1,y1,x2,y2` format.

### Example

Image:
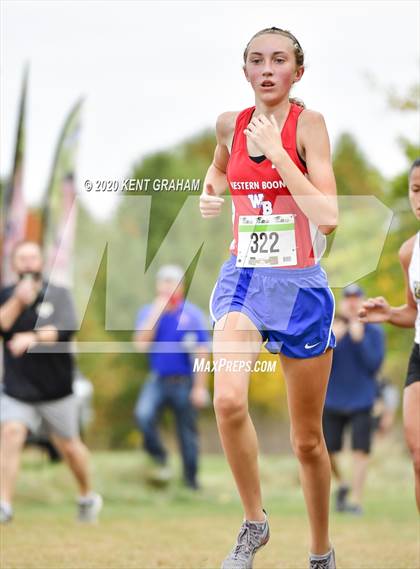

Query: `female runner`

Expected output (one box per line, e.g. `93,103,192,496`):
200,28,338,569
359,158,420,512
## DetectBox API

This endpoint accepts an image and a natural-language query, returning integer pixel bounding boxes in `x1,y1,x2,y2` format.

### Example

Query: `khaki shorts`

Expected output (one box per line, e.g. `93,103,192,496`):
0,392,79,440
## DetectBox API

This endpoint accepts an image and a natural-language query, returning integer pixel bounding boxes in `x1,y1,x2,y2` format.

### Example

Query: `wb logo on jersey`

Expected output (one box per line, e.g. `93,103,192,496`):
248,193,273,215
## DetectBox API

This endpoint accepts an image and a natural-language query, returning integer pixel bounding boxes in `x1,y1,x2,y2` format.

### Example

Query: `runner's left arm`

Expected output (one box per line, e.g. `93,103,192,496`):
244,110,338,234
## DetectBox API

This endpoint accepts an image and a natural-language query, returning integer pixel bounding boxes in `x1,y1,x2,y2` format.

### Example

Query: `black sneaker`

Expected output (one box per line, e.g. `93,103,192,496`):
335,484,350,512
309,548,336,569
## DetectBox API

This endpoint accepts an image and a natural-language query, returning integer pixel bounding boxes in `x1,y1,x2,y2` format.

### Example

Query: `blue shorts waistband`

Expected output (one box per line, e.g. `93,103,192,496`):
227,254,324,278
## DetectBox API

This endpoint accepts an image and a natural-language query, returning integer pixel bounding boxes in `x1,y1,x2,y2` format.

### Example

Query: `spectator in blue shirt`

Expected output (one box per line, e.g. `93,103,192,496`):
322,284,385,515
133,265,210,490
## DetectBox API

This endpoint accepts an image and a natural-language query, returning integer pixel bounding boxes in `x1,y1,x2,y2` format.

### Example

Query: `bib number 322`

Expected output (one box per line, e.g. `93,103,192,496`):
236,214,297,268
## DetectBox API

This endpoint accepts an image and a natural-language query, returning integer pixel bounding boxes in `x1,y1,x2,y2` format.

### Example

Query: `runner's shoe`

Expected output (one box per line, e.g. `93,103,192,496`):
221,511,269,569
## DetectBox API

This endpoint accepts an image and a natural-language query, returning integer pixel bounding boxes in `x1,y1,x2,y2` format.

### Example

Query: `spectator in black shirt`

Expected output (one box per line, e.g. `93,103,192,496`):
0,241,102,524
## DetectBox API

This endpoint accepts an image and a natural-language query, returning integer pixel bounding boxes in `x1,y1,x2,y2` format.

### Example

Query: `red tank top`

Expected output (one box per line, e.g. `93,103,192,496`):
226,103,321,268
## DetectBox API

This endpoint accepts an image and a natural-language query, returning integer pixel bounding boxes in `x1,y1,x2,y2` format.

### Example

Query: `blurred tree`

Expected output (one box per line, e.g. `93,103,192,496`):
333,132,385,196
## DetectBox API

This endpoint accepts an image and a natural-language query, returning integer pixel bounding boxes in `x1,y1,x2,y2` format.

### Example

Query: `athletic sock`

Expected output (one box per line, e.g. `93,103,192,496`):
309,548,333,561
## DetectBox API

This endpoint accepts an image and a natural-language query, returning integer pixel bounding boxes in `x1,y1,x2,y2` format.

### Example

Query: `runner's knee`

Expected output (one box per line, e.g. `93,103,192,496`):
291,430,324,462
213,391,247,422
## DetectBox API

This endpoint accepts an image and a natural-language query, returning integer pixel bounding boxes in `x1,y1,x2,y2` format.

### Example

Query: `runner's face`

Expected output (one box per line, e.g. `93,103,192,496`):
243,34,303,104
409,166,420,220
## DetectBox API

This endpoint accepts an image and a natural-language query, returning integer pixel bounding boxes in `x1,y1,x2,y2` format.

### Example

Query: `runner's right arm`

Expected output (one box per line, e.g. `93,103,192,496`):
199,112,236,217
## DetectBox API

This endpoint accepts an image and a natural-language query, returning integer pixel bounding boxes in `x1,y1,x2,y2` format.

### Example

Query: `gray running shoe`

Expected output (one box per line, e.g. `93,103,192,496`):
309,548,336,569
77,492,103,523
0,503,13,524
221,513,270,569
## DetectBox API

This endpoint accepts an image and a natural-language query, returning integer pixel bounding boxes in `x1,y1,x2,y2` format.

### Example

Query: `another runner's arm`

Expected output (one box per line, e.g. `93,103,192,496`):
358,236,417,327
200,112,236,218
389,237,417,327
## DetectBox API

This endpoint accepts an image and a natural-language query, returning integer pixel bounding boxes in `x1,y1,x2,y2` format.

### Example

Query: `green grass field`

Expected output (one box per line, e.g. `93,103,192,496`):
1,436,419,569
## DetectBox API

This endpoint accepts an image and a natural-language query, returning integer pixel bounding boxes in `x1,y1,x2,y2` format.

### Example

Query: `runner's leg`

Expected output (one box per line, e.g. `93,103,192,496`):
213,310,264,521
280,349,333,555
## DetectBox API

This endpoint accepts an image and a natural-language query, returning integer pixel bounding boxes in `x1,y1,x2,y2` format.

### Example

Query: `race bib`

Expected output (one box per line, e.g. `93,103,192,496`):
236,214,297,268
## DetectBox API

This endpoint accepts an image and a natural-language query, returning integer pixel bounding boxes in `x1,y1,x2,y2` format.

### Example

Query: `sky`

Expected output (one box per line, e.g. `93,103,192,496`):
1,0,419,219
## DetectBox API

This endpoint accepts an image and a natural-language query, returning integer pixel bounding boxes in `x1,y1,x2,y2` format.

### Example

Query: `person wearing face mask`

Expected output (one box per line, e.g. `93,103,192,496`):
322,284,385,516
0,240,102,524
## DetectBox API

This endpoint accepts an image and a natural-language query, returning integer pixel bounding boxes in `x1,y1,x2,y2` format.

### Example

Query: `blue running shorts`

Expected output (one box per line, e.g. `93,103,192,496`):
209,255,336,358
